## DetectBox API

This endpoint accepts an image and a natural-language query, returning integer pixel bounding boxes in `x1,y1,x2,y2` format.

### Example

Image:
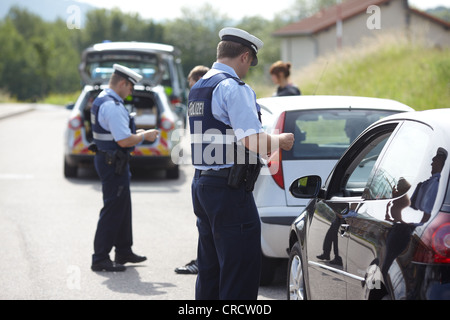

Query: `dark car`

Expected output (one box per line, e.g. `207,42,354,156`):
287,108,450,300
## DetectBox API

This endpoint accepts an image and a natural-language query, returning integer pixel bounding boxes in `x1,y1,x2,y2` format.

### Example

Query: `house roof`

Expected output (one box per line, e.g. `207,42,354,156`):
409,7,450,29
273,0,450,37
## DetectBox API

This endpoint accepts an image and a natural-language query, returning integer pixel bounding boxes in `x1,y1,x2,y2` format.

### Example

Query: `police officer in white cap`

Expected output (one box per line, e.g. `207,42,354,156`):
188,28,294,299
90,64,159,272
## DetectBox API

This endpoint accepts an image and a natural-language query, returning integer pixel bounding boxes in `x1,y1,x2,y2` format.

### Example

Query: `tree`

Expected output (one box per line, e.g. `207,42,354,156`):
81,8,164,48
0,8,48,100
0,7,81,100
163,4,231,75
279,0,341,22
235,16,286,83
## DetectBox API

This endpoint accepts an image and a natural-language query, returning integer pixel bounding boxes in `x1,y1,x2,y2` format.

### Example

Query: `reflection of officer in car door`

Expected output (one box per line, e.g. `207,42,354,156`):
410,147,448,223
381,148,447,281
90,64,159,272
189,28,294,299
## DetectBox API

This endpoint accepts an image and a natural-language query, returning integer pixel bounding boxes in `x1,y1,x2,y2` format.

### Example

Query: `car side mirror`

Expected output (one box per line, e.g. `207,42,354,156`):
65,103,75,110
289,175,322,199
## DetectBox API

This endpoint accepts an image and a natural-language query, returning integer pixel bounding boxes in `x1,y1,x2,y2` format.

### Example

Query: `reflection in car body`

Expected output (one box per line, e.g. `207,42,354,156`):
288,108,450,300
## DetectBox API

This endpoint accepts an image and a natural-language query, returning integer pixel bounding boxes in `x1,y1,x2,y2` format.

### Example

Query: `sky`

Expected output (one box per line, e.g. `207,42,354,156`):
75,0,449,21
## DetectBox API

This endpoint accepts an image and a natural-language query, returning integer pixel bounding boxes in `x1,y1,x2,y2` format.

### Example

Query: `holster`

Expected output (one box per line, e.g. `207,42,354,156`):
227,159,262,192
244,161,262,192
98,149,129,175
227,144,263,191
227,164,248,189
113,150,129,175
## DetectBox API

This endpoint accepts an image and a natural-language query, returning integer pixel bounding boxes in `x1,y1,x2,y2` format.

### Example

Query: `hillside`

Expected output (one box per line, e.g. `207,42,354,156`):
257,32,449,111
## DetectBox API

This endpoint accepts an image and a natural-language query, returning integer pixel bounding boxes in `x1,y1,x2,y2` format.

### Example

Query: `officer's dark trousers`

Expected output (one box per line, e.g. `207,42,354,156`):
192,170,261,300
92,154,133,264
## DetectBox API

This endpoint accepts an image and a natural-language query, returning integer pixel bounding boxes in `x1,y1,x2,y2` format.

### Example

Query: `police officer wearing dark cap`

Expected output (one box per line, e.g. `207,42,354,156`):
188,28,294,299
91,64,159,272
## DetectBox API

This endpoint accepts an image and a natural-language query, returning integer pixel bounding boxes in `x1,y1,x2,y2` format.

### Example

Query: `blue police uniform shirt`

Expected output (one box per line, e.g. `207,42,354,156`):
97,88,132,142
195,62,264,171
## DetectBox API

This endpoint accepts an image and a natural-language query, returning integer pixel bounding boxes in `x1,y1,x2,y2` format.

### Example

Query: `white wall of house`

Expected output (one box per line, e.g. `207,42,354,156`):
280,36,316,70
409,12,450,47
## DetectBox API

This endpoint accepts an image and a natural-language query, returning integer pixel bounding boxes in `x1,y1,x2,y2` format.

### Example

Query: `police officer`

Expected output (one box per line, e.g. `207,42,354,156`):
188,28,294,299
91,64,159,272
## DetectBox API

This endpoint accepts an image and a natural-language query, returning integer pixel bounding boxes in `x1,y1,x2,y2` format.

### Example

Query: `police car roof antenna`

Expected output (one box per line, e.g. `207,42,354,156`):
313,60,328,96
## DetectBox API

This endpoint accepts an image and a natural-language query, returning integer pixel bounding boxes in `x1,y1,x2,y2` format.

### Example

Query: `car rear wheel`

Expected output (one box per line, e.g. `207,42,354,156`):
288,242,306,300
64,159,78,178
166,165,179,179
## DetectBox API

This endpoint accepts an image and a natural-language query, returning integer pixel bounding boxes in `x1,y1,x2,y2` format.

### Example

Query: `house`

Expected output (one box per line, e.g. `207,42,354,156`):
273,0,450,70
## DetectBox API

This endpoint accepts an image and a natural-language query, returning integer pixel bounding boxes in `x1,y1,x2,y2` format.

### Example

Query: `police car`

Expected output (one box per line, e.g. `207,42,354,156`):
64,42,186,178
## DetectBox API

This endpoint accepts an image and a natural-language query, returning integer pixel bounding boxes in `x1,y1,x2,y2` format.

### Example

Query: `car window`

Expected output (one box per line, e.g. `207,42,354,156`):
86,59,160,84
283,109,396,160
363,121,433,201
344,134,391,196
324,122,399,198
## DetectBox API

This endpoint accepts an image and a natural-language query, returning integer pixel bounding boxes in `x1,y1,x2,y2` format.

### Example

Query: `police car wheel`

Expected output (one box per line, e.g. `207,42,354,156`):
64,159,78,178
166,165,179,179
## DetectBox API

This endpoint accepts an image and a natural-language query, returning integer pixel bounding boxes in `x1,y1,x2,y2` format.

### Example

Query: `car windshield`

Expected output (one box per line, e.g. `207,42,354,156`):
85,60,160,83
283,109,396,160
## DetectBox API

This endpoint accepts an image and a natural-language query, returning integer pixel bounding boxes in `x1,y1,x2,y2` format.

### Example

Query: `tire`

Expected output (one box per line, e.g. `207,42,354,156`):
166,165,179,179
64,159,78,178
259,255,278,286
287,242,306,300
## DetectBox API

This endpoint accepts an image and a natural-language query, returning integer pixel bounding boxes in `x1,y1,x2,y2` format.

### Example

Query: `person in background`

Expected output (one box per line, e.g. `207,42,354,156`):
269,60,301,96
187,65,210,89
174,65,210,275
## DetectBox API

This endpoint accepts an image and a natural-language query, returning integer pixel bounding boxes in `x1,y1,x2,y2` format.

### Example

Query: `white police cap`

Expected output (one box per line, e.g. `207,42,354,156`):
113,64,143,85
219,27,264,66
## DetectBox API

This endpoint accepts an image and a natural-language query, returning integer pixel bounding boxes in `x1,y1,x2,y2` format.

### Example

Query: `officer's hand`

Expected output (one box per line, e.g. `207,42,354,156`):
144,129,159,142
279,133,294,151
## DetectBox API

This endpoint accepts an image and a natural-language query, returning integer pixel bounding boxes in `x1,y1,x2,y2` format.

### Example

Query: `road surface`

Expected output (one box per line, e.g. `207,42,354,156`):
0,103,286,301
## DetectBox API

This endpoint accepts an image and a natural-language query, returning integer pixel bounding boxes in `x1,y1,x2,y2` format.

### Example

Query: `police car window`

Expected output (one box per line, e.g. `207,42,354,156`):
283,109,396,161
88,61,159,83
363,122,432,201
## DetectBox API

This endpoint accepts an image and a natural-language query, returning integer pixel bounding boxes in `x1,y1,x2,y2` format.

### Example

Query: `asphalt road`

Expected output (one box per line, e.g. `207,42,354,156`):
0,104,285,300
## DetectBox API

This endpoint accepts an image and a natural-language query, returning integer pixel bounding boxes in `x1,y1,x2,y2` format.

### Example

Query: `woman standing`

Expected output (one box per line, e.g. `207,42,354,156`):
270,61,301,96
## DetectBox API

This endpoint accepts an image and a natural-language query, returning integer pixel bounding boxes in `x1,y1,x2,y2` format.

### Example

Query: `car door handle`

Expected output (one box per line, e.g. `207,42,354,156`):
339,224,350,237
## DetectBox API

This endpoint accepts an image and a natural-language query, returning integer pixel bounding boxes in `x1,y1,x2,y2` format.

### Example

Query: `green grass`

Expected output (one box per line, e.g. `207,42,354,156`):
0,90,80,106
38,91,81,107
254,32,450,111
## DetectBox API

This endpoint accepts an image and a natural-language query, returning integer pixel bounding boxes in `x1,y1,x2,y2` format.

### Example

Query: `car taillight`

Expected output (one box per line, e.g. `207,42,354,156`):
413,212,450,264
69,114,82,130
268,150,284,189
433,222,450,263
160,116,174,131
171,97,182,105
268,111,286,189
